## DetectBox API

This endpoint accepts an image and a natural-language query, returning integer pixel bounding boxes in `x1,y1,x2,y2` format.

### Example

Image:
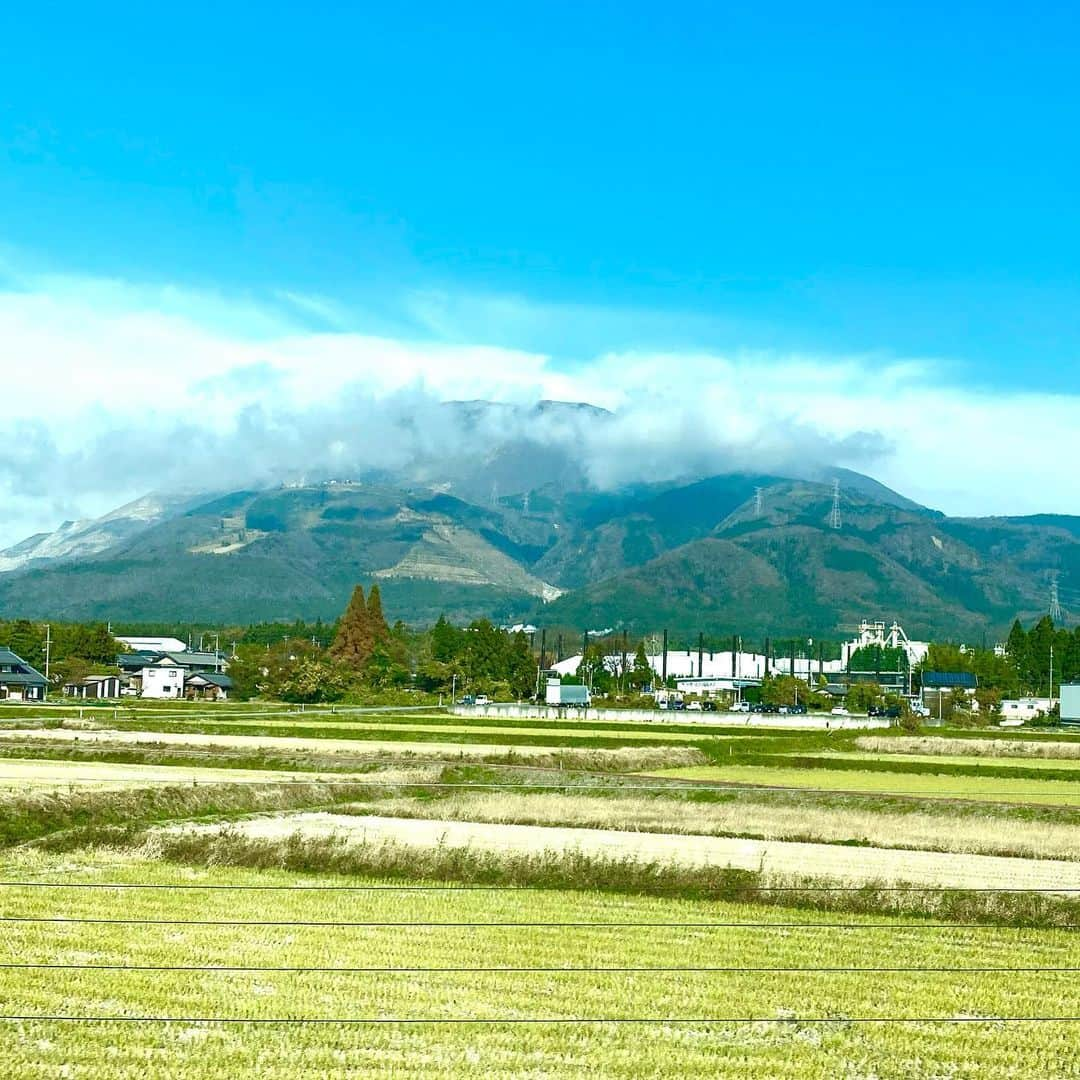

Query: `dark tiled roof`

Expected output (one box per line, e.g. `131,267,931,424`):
922,671,978,688
0,648,48,685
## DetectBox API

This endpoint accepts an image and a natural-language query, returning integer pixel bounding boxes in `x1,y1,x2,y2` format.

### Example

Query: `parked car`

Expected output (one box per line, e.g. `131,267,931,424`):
460,695,475,706
729,701,750,713
788,704,808,715
830,706,851,716
474,695,491,706
686,701,703,712
702,701,718,712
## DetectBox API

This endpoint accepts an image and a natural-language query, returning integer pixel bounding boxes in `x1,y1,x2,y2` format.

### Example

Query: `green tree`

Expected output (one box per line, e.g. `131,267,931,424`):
630,642,653,691
845,682,883,713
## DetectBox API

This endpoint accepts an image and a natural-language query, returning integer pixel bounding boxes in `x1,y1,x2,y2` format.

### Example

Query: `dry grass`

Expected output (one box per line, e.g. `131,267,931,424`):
856,735,1080,760
363,790,1080,861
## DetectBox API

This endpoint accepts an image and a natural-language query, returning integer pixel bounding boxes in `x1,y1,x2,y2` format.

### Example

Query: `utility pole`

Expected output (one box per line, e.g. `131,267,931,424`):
1050,643,1055,704
451,673,457,706
662,629,669,685
43,624,51,683
698,632,704,678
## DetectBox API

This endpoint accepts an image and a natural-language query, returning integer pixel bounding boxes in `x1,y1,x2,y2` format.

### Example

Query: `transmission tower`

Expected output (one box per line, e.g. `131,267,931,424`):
1050,575,1063,622
490,481,499,508
522,491,530,514
828,479,842,530
754,487,764,517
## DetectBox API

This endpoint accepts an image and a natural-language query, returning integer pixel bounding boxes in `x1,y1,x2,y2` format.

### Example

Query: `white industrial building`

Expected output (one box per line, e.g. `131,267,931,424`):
841,621,929,668
551,649,847,688
116,636,188,654
1063,685,1080,723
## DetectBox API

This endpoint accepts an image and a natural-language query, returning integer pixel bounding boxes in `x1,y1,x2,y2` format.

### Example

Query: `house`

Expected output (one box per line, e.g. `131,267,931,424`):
138,665,186,699
920,671,978,710
118,650,226,676
64,674,122,699
0,648,48,701
184,672,233,701
1000,698,1056,723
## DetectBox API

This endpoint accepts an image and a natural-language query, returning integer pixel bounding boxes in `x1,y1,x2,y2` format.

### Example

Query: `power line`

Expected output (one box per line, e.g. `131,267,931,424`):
1,1014,1078,1025
2,962,1078,974
1,881,1079,894
2,917,1074,928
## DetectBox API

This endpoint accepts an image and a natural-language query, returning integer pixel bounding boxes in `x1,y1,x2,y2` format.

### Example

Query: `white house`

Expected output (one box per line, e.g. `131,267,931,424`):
139,665,186,699
999,698,1056,723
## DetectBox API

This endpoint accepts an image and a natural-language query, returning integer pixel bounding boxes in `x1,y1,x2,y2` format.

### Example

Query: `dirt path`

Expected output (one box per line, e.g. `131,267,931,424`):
190,812,1080,892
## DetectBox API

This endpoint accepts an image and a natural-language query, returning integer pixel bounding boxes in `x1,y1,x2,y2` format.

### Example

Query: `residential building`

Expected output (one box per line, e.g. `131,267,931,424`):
999,698,1055,722
184,672,233,701
138,665,186,699
920,671,978,709
0,648,48,701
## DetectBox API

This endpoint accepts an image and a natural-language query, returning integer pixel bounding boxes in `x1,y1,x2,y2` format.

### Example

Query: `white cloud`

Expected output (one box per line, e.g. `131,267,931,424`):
0,266,1078,547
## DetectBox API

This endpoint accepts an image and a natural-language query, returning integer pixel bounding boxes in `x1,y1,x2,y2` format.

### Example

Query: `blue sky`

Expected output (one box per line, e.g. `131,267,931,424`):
0,2,1079,542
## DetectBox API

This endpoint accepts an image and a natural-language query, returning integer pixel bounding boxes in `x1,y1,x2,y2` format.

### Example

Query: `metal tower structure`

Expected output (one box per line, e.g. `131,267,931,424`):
754,487,764,517
1050,575,1063,622
828,479,842,530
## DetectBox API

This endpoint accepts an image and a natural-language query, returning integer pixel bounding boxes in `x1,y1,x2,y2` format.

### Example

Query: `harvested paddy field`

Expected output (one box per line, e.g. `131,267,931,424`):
648,764,1080,805
360,790,1080,861
175,811,1080,892
0,727,707,771
144,715,726,743
0,757,348,792
804,750,1080,772
857,735,1080,760
2,849,1079,1078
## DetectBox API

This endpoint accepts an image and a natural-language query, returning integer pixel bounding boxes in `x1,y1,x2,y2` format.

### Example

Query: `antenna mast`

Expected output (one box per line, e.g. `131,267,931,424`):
829,479,842,530
1050,574,1063,622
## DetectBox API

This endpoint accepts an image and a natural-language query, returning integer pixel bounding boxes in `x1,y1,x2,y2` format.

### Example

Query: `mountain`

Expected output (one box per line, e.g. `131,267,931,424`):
0,401,1077,638
0,493,210,573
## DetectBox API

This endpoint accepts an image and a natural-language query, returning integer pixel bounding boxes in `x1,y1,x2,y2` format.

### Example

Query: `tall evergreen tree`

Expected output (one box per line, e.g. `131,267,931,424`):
366,584,390,646
330,585,373,669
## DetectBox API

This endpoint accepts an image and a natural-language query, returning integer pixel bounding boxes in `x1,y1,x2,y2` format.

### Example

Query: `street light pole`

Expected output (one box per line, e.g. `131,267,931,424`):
451,673,457,706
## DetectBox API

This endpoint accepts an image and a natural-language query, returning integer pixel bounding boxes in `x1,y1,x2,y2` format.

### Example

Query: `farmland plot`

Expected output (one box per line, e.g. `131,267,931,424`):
1,852,1079,1078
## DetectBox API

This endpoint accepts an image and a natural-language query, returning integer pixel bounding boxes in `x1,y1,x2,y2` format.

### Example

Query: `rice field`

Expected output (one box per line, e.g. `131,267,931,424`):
0,757,341,792
647,764,1080,805
804,750,1080,772
361,789,1080,861
857,735,1080,760
1,850,1079,1078
176,811,1080,892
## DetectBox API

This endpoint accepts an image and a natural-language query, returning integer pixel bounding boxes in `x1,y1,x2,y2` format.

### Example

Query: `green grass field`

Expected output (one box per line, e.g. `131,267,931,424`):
1,850,1078,1078
811,751,1080,772
648,764,1080,805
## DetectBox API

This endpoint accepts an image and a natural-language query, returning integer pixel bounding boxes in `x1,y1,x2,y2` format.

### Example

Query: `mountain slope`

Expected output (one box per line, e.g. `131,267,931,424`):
0,461,1076,637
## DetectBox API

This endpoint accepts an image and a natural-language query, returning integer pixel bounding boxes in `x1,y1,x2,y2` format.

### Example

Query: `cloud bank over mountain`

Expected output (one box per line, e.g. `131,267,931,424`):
1,263,1077,546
